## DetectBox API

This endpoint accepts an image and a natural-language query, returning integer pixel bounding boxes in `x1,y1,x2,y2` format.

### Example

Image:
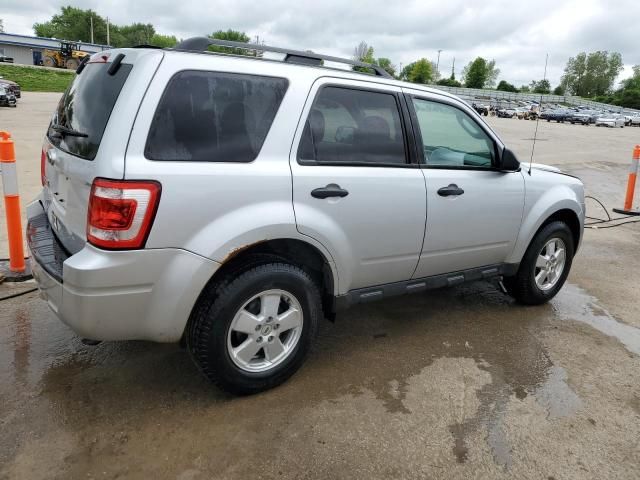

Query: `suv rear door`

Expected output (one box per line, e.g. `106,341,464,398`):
290,78,427,292
42,49,163,253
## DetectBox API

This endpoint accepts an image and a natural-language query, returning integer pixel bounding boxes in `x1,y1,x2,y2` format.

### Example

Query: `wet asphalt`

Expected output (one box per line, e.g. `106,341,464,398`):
1,97,640,479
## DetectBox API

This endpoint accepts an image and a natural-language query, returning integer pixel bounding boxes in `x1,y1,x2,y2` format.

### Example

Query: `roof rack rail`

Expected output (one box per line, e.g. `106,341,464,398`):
173,37,393,79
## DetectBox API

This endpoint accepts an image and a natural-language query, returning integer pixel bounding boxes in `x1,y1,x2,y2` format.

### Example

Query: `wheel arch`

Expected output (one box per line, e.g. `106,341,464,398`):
183,238,339,344
538,208,581,251
508,189,584,265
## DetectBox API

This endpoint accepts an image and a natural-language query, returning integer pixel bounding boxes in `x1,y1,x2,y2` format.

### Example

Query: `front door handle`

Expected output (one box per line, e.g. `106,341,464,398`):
437,184,464,197
311,184,349,199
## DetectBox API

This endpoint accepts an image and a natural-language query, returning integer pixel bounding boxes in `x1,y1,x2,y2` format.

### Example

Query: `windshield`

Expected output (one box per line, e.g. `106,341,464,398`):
47,62,132,160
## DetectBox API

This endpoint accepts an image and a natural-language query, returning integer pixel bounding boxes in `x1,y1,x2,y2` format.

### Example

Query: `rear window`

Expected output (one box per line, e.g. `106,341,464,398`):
145,71,288,162
48,62,132,160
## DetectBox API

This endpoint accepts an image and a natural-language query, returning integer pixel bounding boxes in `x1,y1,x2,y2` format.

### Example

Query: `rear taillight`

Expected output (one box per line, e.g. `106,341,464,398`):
87,178,161,250
40,149,46,186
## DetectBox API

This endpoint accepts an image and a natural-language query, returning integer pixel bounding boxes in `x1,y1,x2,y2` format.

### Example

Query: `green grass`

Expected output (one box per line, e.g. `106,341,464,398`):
0,64,75,92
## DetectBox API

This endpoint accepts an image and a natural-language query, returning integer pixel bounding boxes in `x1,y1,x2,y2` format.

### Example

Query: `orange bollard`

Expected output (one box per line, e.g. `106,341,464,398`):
613,145,640,216
0,131,26,272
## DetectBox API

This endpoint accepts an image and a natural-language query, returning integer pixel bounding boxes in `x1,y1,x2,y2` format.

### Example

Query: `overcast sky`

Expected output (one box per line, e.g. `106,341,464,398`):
2,0,638,86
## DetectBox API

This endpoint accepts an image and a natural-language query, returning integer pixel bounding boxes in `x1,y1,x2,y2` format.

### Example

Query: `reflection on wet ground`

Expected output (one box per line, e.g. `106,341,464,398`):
0,279,638,478
552,284,640,356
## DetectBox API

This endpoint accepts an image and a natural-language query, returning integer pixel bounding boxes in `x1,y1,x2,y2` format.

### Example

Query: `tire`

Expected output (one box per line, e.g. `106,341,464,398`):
65,58,79,70
43,56,56,68
504,221,574,305
187,262,322,395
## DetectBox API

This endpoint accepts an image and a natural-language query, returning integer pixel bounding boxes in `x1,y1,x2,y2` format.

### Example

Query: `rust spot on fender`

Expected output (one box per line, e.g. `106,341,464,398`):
221,241,266,264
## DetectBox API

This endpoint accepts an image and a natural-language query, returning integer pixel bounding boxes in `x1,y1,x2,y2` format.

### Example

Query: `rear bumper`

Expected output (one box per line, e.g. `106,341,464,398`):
27,200,220,342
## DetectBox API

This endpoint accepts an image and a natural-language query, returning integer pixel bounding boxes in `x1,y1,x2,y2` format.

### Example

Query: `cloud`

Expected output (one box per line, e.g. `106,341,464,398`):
1,0,638,86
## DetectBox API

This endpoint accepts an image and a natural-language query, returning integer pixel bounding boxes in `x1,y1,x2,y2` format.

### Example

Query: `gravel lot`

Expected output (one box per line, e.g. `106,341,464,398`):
1,92,639,480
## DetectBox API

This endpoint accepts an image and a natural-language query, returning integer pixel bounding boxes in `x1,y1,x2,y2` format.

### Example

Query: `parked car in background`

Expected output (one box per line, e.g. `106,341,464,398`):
0,85,17,107
0,77,21,99
497,107,517,118
472,102,489,116
624,114,640,126
0,55,15,63
568,111,592,125
544,109,572,123
595,114,625,128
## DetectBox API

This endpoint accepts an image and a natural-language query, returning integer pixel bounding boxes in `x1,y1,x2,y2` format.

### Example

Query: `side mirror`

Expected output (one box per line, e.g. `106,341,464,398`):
499,148,520,172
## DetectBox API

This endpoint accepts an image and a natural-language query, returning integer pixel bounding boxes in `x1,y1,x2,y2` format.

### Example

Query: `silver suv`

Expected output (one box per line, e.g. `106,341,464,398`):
27,38,585,394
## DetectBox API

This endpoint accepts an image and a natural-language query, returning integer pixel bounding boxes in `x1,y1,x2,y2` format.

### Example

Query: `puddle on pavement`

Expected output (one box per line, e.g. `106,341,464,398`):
551,283,640,356
1,279,637,476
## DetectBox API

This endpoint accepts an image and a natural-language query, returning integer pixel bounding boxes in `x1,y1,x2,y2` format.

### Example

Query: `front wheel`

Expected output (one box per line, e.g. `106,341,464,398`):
504,221,575,305
187,262,322,395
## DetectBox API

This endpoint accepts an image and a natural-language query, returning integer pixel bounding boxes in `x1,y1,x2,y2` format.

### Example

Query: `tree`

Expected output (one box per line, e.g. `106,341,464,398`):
530,79,551,94
32,6,177,48
208,30,252,55
0,18,4,33
462,57,499,89
114,23,155,46
560,51,623,97
34,7,109,44
485,60,500,88
436,77,462,87
376,57,396,77
519,85,531,93
606,65,640,109
353,41,374,64
406,59,434,84
352,41,376,73
150,34,177,48
399,62,414,81
496,80,518,92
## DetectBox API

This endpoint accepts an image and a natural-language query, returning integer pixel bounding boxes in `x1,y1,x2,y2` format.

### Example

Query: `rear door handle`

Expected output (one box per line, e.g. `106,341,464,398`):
311,184,349,199
437,184,464,197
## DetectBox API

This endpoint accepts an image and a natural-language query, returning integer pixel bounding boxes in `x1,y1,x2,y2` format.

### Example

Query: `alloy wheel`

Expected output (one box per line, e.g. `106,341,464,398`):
226,289,303,373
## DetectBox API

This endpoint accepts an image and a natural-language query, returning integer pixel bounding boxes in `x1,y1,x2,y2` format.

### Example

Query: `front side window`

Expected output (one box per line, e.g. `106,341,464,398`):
145,71,288,162
411,98,495,168
298,86,406,165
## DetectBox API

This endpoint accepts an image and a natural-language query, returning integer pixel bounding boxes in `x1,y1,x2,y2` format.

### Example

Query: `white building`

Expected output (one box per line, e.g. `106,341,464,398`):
0,32,108,66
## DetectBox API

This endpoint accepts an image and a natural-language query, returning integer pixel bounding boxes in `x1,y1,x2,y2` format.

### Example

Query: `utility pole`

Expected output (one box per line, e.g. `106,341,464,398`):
436,49,443,77
90,15,94,44
106,17,110,46
451,57,455,78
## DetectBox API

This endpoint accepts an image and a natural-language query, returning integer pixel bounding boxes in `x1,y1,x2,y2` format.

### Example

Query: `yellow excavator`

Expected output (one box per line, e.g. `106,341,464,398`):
42,42,89,70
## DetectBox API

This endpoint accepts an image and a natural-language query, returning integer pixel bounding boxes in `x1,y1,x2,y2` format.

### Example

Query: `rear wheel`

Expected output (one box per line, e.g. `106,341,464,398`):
187,262,322,395
504,221,574,305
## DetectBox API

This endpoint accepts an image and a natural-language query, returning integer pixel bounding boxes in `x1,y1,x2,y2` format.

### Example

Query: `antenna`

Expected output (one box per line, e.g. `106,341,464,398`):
528,53,549,175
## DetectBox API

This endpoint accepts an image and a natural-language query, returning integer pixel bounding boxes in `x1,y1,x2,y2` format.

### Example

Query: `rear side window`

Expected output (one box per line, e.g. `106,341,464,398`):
48,62,132,160
145,71,288,162
297,86,406,165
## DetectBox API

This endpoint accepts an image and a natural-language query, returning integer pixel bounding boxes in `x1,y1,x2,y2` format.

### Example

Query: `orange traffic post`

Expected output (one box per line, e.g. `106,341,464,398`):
0,131,26,272
613,145,640,216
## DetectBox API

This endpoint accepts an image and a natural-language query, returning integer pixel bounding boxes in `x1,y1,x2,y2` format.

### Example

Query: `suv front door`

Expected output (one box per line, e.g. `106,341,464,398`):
290,79,426,293
404,91,525,278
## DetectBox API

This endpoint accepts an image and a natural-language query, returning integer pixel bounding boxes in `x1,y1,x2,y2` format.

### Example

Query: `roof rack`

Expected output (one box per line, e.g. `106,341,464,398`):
173,37,393,79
